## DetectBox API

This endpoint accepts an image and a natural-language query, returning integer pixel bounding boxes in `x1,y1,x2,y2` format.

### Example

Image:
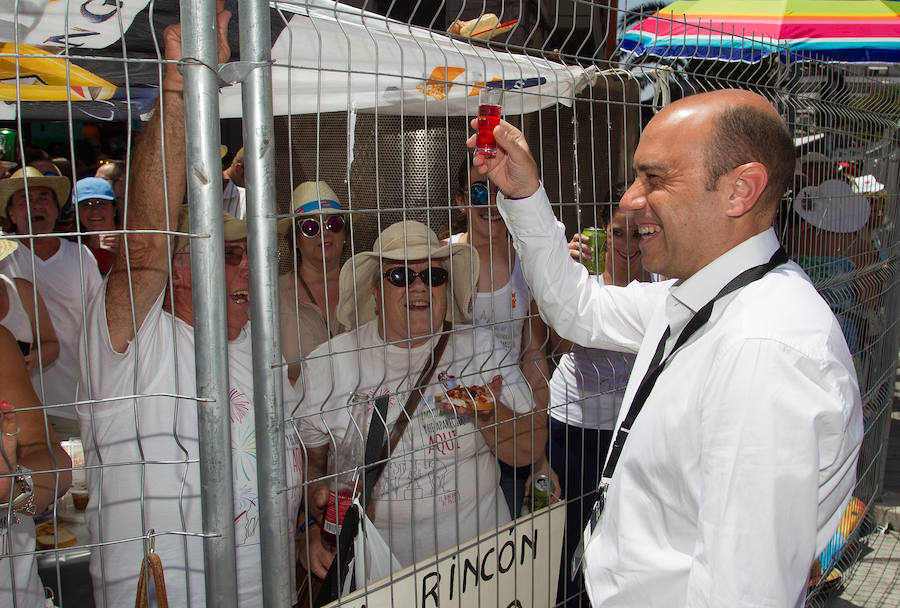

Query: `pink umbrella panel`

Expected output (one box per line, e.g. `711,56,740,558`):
619,0,900,63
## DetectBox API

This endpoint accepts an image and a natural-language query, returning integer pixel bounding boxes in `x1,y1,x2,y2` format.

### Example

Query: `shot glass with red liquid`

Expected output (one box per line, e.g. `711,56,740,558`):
476,87,504,158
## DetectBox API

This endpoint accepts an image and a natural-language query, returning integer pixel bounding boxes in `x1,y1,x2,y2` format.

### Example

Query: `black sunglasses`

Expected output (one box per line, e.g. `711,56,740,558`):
382,266,449,288
297,215,345,238
468,182,490,206
80,199,113,209
223,244,248,266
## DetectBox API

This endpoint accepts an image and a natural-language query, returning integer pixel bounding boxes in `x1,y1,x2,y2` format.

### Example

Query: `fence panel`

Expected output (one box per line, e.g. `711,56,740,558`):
0,2,896,607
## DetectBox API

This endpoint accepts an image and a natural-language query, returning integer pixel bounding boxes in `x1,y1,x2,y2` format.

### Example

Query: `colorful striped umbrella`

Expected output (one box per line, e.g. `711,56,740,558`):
620,0,900,63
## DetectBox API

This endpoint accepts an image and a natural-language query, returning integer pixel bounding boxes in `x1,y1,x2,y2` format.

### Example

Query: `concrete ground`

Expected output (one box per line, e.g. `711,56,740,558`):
827,366,900,607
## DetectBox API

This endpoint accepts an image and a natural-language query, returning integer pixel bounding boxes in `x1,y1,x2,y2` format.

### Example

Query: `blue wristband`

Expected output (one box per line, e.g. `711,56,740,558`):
297,516,317,537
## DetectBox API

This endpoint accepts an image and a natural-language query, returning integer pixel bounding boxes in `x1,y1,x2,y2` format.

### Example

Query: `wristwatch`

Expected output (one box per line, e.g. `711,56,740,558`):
0,467,35,529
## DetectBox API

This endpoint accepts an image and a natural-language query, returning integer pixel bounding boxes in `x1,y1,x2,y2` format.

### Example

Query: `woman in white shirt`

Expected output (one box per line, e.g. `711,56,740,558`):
278,181,349,384
443,160,551,516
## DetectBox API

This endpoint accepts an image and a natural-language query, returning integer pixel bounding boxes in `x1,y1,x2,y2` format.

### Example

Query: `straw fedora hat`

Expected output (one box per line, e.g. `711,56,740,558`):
173,204,247,253
336,220,478,329
793,179,870,234
278,180,350,235
0,230,18,261
0,166,71,218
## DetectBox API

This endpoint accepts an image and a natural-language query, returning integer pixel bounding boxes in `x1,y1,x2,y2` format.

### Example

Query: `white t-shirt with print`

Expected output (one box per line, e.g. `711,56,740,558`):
298,320,534,567
77,285,302,607
1,238,101,414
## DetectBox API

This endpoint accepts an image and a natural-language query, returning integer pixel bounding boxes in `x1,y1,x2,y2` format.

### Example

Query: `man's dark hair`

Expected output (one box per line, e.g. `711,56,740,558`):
704,105,795,212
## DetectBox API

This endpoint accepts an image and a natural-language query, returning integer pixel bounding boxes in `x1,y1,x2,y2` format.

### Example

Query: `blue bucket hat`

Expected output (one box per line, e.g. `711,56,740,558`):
74,177,116,204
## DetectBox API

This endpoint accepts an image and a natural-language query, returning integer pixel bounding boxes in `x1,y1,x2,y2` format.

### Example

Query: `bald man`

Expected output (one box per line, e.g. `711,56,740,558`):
469,90,863,606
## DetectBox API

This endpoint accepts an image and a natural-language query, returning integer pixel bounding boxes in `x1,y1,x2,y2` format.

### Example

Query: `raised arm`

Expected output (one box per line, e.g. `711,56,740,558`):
104,5,231,353
468,120,653,352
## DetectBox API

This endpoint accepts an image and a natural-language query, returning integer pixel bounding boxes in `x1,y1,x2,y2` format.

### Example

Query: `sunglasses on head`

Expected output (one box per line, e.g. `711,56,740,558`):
297,214,345,238
382,266,449,288
468,182,490,206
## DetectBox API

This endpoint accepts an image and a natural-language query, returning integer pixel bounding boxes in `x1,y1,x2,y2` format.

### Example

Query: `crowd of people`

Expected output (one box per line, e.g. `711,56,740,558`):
0,6,878,608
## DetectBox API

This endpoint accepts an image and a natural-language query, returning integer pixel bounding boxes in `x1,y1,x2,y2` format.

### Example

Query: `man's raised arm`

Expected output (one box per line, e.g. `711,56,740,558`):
105,7,231,353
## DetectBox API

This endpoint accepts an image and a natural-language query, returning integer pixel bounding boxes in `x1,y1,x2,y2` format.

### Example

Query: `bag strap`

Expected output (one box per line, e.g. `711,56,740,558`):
362,321,451,510
134,549,168,608
315,323,451,607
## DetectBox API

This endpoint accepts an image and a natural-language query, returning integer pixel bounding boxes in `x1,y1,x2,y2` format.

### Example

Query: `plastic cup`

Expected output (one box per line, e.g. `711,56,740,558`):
71,484,89,511
476,88,504,158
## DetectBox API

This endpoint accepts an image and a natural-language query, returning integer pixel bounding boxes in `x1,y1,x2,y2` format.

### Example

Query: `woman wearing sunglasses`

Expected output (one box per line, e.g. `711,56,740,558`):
295,220,545,580
444,159,551,516
278,181,349,383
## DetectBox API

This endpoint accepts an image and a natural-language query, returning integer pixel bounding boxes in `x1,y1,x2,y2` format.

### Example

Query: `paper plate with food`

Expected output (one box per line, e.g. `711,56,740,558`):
436,374,503,415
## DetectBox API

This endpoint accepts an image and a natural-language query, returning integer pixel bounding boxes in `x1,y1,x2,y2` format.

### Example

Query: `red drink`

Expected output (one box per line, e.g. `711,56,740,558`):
321,488,356,550
476,104,502,158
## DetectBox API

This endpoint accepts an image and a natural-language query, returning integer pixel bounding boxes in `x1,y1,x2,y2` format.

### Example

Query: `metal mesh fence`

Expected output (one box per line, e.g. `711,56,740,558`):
0,1,897,607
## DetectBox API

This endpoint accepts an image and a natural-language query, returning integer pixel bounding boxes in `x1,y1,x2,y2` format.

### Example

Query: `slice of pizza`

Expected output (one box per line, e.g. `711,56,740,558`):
436,381,497,412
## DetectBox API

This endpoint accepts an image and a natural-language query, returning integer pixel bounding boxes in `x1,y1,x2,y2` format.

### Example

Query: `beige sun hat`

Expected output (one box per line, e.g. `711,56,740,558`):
793,179,870,234
0,166,71,218
278,180,350,235
336,220,478,329
172,204,247,253
0,230,18,261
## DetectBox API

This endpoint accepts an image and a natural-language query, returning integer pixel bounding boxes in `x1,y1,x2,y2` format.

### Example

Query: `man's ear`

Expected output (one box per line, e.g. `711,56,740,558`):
725,162,768,218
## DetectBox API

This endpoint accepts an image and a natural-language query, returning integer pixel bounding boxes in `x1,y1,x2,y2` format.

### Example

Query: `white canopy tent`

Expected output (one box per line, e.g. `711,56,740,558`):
226,0,598,117
2,0,597,119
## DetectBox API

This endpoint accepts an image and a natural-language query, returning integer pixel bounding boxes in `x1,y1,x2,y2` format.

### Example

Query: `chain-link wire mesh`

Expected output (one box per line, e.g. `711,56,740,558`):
0,1,897,606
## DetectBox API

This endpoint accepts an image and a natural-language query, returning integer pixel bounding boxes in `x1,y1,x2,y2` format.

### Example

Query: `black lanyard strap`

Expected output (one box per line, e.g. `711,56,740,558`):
601,247,788,480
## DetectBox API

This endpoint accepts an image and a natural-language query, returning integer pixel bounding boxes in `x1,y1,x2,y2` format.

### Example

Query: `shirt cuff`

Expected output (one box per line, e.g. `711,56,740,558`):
496,183,560,238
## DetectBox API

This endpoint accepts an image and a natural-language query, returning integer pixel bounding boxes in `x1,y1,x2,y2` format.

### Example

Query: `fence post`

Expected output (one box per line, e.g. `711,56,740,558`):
239,0,294,605
180,0,239,605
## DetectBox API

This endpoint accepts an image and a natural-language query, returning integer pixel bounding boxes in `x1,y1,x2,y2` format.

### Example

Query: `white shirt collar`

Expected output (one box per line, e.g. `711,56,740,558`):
670,228,781,314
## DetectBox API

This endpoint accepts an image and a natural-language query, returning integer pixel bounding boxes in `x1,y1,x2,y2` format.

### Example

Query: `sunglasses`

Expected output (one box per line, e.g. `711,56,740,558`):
297,215,345,238
80,199,113,209
468,182,490,206
223,244,248,266
382,266,449,288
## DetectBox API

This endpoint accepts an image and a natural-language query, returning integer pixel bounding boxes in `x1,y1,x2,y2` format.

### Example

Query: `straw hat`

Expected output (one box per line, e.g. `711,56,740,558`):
173,205,247,253
336,220,478,329
793,179,870,234
0,230,18,261
0,166,71,218
278,180,349,234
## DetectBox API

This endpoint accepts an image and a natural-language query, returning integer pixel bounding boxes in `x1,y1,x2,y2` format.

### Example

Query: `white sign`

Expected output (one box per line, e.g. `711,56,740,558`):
328,503,566,608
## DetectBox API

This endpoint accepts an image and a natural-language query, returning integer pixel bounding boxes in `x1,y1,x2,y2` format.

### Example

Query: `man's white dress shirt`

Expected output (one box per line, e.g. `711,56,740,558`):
497,186,863,607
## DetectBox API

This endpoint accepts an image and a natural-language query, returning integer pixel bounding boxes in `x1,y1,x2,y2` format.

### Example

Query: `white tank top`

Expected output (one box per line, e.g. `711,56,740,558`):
0,274,33,346
450,234,531,357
